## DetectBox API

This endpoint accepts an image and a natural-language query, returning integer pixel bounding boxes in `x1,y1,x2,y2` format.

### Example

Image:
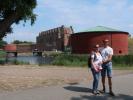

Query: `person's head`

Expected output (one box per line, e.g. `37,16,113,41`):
93,44,99,52
103,39,109,47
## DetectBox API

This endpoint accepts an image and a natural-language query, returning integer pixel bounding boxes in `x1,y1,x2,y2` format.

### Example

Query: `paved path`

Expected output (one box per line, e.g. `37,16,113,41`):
0,74,133,100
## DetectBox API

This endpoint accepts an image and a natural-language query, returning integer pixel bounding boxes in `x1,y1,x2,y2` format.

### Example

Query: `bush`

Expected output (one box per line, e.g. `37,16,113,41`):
0,50,6,65
51,53,88,67
0,58,6,64
52,53,133,67
0,50,6,58
113,55,133,67
11,59,30,65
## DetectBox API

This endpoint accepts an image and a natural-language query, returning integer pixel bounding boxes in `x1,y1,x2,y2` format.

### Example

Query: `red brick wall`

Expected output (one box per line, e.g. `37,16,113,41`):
4,44,36,53
71,33,111,54
71,32,128,55
36,25,73,51
16,44,36,53
4,44,17,52
111,33,128,55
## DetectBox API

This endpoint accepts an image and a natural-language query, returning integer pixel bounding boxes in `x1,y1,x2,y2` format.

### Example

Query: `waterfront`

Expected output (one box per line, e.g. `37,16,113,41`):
7,55,53,65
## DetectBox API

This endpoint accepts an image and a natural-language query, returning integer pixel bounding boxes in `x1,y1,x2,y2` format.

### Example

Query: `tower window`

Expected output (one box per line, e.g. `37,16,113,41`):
119,50,122,54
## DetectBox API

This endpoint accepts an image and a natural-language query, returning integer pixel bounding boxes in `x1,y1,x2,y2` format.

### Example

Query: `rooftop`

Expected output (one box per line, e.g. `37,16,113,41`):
78,26,123,33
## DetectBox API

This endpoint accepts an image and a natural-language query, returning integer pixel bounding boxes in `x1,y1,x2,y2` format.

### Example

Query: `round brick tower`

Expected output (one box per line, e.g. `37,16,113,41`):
71,26,129,55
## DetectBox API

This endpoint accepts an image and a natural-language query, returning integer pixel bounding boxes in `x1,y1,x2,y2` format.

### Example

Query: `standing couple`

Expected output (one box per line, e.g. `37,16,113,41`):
89,39,115,96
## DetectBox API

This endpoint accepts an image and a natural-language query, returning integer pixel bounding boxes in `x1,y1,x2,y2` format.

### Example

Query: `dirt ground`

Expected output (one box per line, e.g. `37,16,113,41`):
0,65,133,91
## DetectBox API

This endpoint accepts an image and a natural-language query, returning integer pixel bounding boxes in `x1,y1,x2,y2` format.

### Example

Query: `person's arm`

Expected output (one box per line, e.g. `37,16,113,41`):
103,48,113,63
91,54,98,72
103,54,112,63
108,54,113,61
98,52,103,65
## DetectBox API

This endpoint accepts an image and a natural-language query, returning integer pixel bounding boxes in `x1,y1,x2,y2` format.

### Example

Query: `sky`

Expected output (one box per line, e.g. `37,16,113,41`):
3,0,133,43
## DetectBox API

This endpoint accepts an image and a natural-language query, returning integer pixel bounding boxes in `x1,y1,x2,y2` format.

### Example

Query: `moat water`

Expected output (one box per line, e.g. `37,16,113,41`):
7,55,54,64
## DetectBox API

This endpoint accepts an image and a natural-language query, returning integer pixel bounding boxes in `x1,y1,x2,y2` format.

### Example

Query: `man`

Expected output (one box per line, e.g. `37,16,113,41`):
100,39,115,96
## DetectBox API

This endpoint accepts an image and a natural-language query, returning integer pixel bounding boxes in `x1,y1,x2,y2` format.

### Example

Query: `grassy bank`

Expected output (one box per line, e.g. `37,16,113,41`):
0,50,6,64
113,55,133,67
51,53,133,68
51,53,88,67
1,50,133,68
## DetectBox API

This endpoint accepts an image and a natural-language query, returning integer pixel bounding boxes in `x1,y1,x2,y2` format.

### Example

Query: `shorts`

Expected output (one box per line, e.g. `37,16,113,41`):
101,62,112,78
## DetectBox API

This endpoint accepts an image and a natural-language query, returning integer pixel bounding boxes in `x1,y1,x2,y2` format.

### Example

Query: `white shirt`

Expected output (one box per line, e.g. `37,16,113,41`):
100,46,113,61
91,52,103,68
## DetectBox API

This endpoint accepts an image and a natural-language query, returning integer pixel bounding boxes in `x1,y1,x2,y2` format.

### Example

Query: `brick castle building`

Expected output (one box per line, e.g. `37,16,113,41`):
36,25,74,51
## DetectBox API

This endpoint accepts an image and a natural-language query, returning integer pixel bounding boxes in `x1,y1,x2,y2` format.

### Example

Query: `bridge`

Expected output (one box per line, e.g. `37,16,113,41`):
6,51,18,57
4,44,43,57
33,51,43,56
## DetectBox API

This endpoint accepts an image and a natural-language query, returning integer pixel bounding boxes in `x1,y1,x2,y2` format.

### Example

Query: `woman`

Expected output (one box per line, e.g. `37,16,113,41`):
90,44,103,95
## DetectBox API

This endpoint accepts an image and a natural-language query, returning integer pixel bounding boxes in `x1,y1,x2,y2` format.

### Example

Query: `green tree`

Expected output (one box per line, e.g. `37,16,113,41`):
12,40,33,44
0,40,7,48
128,37,133,54
0,0,37,39
12,40,21,44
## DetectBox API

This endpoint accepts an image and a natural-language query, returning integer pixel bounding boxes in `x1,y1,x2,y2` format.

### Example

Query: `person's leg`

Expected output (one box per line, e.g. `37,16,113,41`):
108,77,115,96
95,72,100,94
101,66,106,92
91,69,97,92
102,76,106,91
108,77,112,92
107,62,115,96
91,69,99,94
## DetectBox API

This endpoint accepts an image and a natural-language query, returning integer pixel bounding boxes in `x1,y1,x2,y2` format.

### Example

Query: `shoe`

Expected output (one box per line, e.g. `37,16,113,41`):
99,89,106,93
96,91,100,94
92,91,97,95
109,91,115,96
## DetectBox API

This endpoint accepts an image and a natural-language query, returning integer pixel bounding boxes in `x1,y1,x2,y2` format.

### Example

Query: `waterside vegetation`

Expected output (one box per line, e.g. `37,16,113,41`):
51,53,133,68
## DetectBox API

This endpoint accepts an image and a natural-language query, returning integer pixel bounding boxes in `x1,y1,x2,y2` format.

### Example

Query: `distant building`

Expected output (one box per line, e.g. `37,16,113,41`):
4,44,36,53
36,25,74,51
71,26,129,55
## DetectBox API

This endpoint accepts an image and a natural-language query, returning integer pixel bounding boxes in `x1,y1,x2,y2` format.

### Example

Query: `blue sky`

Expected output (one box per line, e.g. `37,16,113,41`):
4,0,133,43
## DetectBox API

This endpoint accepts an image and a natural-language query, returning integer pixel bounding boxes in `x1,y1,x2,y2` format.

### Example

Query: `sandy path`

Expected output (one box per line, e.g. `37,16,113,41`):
0,65,132,91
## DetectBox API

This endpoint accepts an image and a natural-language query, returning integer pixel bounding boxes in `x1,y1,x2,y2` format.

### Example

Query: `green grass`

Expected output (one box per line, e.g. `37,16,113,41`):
113,55,133,67
51,53,88,67
8,59,30,65
0,50,7,64
51,53,133,68
0,50,6,57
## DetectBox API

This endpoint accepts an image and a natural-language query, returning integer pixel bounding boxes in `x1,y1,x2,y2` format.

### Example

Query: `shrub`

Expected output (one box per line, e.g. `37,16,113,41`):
113,55,133,67
52,53,133,67
0,50,6,65
51,53,88,67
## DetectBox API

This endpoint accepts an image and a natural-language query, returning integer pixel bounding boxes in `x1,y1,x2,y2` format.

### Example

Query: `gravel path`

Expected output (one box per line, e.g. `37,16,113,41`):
0,73,133,100
0,65,132,91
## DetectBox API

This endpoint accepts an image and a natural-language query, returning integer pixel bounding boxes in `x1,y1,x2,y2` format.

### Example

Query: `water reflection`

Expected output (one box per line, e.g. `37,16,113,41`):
8,56,54,64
